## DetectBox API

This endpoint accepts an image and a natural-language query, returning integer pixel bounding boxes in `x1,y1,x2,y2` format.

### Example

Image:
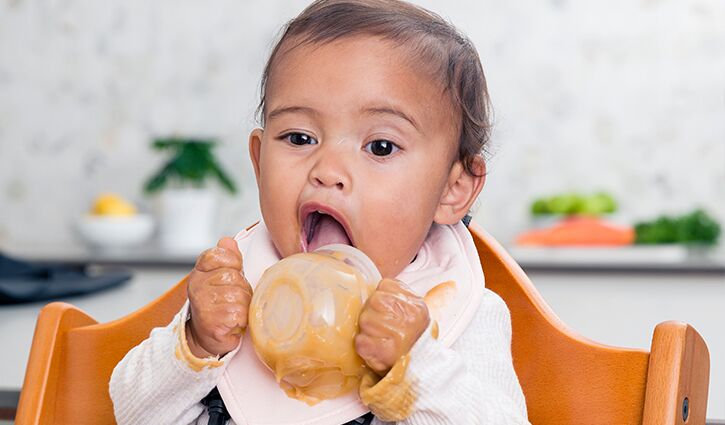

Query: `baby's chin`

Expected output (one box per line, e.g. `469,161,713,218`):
264,231,302,259
376,263,409,280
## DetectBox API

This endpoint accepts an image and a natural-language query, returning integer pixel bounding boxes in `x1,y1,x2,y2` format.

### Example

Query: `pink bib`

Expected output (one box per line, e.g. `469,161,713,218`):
218,222,485,425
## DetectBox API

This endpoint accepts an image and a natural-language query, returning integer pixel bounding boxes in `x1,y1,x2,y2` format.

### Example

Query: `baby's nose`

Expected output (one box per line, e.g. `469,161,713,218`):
311,169,345,190
309,153,349,190
314,176,344,190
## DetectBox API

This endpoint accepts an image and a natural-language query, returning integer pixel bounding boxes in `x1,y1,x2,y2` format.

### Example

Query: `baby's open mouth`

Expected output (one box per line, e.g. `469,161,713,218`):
303,210,353,252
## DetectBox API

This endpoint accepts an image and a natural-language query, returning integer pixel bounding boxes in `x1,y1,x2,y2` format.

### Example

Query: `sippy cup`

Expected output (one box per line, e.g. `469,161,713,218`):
248,244,381,405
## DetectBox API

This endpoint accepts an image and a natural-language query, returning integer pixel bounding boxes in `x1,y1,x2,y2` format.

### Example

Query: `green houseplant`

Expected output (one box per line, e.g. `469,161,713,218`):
144,137,237,194
144,137,237,252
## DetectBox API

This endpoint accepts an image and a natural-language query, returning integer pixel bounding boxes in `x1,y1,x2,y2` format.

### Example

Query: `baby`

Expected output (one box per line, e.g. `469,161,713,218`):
110,0,529,424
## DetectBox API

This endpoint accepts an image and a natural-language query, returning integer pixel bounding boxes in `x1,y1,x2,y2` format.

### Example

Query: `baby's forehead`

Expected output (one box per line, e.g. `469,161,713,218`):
273,35,447,87
265,36,457,124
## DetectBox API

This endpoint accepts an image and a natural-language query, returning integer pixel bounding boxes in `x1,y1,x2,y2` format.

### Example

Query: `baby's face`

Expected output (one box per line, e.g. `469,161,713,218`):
250,36,463,278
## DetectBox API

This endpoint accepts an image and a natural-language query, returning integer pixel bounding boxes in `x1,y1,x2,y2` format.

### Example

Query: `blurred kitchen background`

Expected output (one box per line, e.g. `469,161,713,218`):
0,0,724,421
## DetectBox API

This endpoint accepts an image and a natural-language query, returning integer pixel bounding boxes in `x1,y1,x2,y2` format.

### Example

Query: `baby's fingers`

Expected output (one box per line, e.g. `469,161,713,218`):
376,278,415,296
195,237,243,272
355,333,395,375
194,303,248,350
215,283,253,307
359,304,398,338
365,290,409,318
216,303,250,334
205,268,247,287
188,268,251,307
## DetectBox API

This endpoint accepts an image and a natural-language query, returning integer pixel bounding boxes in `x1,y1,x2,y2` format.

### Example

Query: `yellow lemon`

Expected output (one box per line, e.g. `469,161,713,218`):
91,193,137,216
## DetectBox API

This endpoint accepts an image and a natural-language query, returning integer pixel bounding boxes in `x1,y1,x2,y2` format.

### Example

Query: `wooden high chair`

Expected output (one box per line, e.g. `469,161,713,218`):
15,223,710,424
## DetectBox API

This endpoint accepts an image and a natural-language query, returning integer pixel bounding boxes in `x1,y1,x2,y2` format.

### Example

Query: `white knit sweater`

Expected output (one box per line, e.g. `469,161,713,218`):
110,288,529,424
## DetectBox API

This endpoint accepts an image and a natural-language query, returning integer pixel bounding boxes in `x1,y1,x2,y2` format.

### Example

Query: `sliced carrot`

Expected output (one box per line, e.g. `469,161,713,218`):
516,217,634,246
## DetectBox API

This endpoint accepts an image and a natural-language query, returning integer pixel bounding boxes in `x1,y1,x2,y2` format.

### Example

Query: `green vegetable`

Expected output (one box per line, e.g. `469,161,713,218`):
547,194,580,214
587,192,617,214
635,209,721,245
531,199,549,215
530,192,618,216
144,137,237,194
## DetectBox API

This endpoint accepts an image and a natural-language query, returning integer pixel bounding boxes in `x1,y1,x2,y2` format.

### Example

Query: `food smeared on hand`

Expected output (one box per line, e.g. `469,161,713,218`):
356,279,431,421
186,237,253,359
354,278,430,376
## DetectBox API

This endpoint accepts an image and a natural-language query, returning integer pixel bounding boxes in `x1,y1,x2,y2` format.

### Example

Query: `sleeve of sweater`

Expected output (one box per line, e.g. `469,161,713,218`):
109,301,240,425
361,289,530,425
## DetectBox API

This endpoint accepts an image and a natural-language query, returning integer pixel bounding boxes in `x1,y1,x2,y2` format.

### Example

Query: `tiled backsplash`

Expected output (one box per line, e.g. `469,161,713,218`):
1,0,723,246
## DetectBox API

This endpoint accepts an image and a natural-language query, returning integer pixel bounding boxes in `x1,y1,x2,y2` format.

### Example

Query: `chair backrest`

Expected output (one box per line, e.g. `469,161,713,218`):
472,222,650,422
16,278,188,424
468,223,709,425
15,223,709,424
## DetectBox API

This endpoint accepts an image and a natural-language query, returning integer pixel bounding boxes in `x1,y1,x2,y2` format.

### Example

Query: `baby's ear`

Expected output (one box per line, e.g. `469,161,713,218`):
434,157,486,225
249,128,264,185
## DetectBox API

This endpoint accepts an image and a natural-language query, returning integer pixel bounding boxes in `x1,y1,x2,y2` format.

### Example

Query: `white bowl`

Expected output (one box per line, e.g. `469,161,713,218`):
76,214,155,249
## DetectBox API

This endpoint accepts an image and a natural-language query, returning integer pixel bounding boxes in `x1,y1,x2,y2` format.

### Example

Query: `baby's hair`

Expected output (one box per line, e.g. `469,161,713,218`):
256,0,492,176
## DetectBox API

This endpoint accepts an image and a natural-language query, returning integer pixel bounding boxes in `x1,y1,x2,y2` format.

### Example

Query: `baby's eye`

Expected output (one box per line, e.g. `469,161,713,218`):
365,139,399,156
285,133,318,146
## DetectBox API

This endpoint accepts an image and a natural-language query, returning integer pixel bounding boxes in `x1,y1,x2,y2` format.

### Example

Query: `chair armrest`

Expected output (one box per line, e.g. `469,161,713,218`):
642,321,710,425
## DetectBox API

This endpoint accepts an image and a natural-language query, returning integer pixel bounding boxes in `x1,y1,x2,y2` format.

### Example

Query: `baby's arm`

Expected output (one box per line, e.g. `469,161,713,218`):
360,288,530,425
110,237,251,424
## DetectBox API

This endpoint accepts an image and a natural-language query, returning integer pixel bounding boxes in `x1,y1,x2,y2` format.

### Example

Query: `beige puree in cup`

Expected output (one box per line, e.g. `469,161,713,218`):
249,244,381,405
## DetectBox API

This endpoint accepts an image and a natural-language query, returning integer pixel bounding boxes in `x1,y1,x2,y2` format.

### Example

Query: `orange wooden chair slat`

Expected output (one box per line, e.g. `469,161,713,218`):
14,223,710,424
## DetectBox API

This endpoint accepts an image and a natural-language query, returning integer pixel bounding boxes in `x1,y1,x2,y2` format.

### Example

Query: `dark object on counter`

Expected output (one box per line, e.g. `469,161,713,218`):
635,209,721,245
0,253,131,304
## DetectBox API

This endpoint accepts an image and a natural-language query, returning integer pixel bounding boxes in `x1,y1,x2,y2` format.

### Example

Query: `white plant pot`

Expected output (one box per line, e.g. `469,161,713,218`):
158,188,217,253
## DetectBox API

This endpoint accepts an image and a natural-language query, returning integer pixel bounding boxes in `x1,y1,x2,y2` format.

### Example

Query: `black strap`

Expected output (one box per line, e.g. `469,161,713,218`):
203,387,230,425
462,214,472,227
342,412,375,425
202,388,372,425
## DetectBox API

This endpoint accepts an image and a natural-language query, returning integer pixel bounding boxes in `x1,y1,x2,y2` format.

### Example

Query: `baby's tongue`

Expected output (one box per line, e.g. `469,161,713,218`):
308,215,351,251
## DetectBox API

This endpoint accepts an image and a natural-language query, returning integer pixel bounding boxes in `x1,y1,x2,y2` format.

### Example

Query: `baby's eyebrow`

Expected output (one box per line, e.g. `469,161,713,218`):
362,106,420,131
267,104,420,131
267,105,320,121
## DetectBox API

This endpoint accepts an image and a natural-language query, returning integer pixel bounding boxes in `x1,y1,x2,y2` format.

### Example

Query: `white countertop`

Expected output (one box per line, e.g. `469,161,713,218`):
2,242,198,267
509,245,725,272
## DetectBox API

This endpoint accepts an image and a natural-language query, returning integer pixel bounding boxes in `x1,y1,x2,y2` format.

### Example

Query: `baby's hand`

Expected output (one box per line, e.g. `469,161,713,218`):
355,278,430,376
186,237,253,358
